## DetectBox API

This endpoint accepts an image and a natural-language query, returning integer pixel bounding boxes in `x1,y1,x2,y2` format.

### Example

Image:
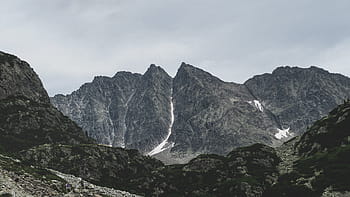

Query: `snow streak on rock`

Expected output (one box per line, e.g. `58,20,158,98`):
248,100,264,112
148,96,175,156
275,127,292,139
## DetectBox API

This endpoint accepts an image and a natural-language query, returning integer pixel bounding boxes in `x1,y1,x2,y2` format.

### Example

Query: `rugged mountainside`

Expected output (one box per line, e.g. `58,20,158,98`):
0,51,49,104
0,51,93,153
52,65,172,153
0,152,140,197
166,64,281,161
18,144,164,195
52,71,142,148
264,100,350,196
52,63,350,163
245,66,350,135
1,50,349,196
18,143,281,197
17,101,350,196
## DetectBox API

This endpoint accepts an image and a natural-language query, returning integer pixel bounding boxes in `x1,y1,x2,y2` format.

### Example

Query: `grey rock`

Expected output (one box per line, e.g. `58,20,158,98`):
0,51,93,152
52,71,142,148
52,63,350,163
168,63,281,158
51,65,172,153
0,51,49,104
245,66,350,135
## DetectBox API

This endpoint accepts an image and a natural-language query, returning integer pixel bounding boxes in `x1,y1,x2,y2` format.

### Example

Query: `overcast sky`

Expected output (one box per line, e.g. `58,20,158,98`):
1,0,350,96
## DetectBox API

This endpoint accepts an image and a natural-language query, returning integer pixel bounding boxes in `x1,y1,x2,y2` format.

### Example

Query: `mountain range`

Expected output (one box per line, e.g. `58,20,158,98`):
0,50,349,196
51,62,350,163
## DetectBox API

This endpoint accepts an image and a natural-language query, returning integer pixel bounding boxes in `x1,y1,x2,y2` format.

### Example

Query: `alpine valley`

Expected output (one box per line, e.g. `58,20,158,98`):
0,50,349,196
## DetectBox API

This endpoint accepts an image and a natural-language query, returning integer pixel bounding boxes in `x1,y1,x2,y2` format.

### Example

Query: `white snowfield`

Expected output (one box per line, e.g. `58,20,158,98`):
275,128,292,139
148,96,175,156
247,100,264,112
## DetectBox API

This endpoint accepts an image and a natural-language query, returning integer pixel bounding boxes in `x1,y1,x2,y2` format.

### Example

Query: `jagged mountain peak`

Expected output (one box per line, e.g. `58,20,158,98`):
175,62,227,87
144,64,170,78
177,62,209,75
271,65,330,75
113,71,141,78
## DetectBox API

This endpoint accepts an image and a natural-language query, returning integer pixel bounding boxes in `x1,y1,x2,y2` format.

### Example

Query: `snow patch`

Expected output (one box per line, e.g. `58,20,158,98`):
148,96,175,156
275,128,292,139
248,100,264,112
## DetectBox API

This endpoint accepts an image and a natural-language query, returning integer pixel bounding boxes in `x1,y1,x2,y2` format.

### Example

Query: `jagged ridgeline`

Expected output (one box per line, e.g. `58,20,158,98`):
0,51,94,153
52,62,350,164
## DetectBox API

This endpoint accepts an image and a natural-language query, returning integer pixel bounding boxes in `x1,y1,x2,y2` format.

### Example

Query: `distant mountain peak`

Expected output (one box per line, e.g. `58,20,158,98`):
176,62,224,84
271,65,329,75
178,62,202,72
112,71,139,78
144,64,170,80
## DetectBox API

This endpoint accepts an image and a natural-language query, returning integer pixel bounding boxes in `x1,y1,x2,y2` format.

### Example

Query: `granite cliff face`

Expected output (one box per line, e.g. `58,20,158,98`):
245,66,350,135
52,71,142,148
167,64,281,161
52,63,350,163
52,65,172,153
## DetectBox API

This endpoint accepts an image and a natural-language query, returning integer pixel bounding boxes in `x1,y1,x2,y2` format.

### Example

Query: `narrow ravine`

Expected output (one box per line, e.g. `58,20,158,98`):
120,92,135,148
148,95,175,156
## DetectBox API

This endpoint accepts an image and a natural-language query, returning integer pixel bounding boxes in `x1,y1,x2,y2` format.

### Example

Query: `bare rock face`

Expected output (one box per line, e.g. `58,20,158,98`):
0,51,49,103
52,71,142,148
51,65,172,153
51,63,350,163
124,65,173,153
168,63,281,159
245,66,350,135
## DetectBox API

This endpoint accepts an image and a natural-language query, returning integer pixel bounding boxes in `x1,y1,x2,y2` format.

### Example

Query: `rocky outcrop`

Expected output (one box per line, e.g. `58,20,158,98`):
0,153,140,197
295,99,350,157
0,51,49,104
245,66,350,135
0,153,65,197
0,51,93,153
18,144,163,195
0,96,93,152
18,143,280,197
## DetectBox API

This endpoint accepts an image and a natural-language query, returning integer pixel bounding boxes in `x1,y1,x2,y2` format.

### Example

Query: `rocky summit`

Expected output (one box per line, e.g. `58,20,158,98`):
52,63,350,163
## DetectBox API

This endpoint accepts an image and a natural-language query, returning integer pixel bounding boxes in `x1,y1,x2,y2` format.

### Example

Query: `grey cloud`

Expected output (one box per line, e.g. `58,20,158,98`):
1,0,350,95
